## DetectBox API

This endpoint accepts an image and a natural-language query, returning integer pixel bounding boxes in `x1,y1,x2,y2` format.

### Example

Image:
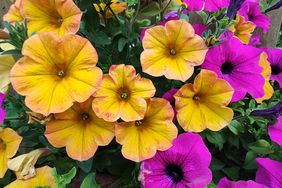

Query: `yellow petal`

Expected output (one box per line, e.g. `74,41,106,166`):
3,0,24,24
0,54,16,93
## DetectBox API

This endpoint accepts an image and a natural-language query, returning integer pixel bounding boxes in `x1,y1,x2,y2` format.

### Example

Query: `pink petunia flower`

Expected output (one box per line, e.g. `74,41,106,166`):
183,0,205,11
238,0,271,33
268,116,282,146
205,0,230,12
256,158,282,188
217,177,268,188
201,37,264,102
0,93,6,123
139,132,212,188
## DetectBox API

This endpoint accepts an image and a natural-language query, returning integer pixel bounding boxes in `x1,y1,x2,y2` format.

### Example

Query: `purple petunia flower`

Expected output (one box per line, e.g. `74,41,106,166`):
201,37,264,102
250,101,282,119
248,34,261,46
0,93,6,123
238,0,271,33
268,116,282,146
205,0,230,12
256,158,282,188
139,132,212,188
217,177,268,188
162,88,178,123
263,48,282,88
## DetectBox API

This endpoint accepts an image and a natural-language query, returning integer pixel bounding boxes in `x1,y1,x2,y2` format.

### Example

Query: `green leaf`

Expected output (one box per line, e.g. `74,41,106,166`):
248,139,273,155
80,173,101,188
139,2,161,17
243,151,257,170
205,182,216,188
126,0,138,6
52,167,77,188
76,157,93,173
222,167,240,180
197,11,208,23
118,38,128,52
228,120,245,135
92,31,112,46
206,131,225,150
0,49,21,55
210,158,225,171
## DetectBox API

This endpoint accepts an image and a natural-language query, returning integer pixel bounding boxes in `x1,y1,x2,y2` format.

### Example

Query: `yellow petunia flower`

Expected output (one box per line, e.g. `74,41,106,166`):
20,0,82,36
115,98,178,162
10,32,103,116
94,0,127,19
3,0,24,24
0,128,22,178
175,70,234,132
228,15,256,44
5,166,57,188
141,19,208,82
92,64,156,122
45,97,115,162
255,52,274,103
8,148,50,180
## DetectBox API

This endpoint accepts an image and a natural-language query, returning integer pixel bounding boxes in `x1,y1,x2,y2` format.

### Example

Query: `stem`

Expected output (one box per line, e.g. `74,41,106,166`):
161,0,172,19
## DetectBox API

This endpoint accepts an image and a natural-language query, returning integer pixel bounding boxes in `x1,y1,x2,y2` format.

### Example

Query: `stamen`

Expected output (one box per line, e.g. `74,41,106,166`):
135,120,142,126
169,49,176,56
82,113,90,121
193,95,200,101
120,92,128,99
57,70,65,78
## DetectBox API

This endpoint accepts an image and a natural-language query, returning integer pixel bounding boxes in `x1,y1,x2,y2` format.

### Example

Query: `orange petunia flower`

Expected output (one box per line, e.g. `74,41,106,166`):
174,70,234,132
228,14,256,44
21,0,82,35
3,0,24,24
92,64,156,122
94,0,127,19
45,97,115,162
10,32,103,116
141,19,208,82
115,98,178,162
255,52,274,103
0,128,22,178
5,166,56,188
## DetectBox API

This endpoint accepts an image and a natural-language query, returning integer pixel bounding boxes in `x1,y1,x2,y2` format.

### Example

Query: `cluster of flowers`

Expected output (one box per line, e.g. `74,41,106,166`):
0,0,281,187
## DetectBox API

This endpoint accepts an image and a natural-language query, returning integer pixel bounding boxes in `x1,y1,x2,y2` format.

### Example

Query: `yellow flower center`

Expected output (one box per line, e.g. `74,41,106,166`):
57,70,66,78
57,18,64,23
135,120,143,126
81,113,90,121
169,49,176,56
0,138,6,151
120,92,129,99
193,95,200,101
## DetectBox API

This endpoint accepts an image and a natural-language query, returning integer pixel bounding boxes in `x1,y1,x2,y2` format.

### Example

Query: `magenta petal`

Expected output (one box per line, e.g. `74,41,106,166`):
248,34,261,46
183,0,205,11
204,0,230,12
217,177,268,188
192,24,207,36
0,93,6,123
256,158,282,188
268,116,282,146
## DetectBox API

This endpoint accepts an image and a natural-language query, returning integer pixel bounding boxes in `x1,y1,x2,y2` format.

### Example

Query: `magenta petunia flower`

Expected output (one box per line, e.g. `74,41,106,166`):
263,48,282,88
205,0,230,12
217,177,268,188
139,132,212,188
268,116,282,146
183,0,205,11
201,37,264,102
238,1,271,33
256,158,282,188
193,23,207,36
162,88,178,123
0,93,6,123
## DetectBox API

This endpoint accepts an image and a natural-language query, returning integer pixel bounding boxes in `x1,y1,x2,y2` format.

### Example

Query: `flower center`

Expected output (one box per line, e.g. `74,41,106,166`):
81,113,90,121
135,120,143,126
57,70,66,78
221,62,234,74
57,18,64,23
271,65,281,75
169,49,176,56
0,138,6,151
193,95,200,101
165,164,184,183
120,92,129,99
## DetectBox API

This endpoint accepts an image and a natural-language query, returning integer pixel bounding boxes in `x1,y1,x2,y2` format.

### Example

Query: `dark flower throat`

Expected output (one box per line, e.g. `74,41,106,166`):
165,164,184,183
221,62,234,74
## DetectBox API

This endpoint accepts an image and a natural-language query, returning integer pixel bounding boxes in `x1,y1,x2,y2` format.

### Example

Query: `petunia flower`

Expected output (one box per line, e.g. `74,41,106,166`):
21,0,82,36
263,48,282,88
250,101,282,119
7,148,50,180
162,88,178,123
0,93,7,123
141,19,208,82
3,0,24,24
205,0,230,12
92,64,155,122
256,158,282,188
193,23,207,36
228,14,255,44
183,0,205,11
238,0,271,33
174,69,234,132
217,177,268,188
268,116,282,146
45,97,115,162
139,132,212,187
201,37,264,102
5,166,56,188
255,52,274,103
94,0,126,19
0,128,22,178
10,32,103,116
248,34,261,46
115,98,178,162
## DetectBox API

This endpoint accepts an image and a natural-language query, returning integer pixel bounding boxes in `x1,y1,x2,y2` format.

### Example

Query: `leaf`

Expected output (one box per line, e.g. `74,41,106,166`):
206,131,225,150
210,158,225,171
0,49,21,55
126,0,138,6
80,173,101,188
248,139,273,155
222,167,240,180
196,11,208,23
243,151,257,170
92,31,112,46
76,157,93,173
52,167,77,188
139,2,161,17
228,120,245,135
118,38,128,52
